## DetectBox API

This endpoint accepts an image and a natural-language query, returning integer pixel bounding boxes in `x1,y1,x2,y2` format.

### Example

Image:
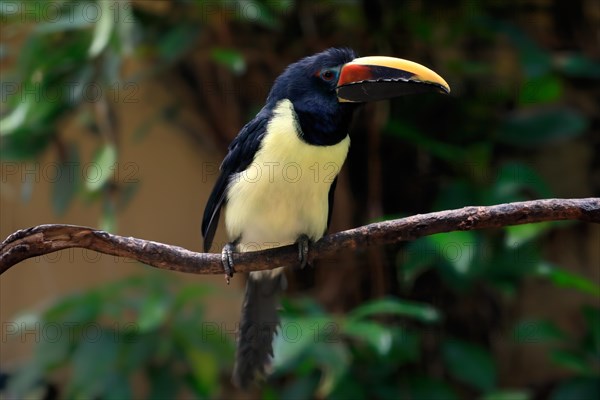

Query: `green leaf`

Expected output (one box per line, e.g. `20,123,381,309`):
328,374,368,400
187,348,219,397
504,222,555,245
114,0,136,56
385,119,465,162
137,289,170,332
536,263,600,297
262,386,279,400
6,363,43,398
88,0,114,57
401,233,478,291
490,21,551,78
497,107,588,147
512,319,566,344
157,25,199,62
582,305,600,356
371,383,401,400
550,349,594,374
433,179,478,211
272,316,349,397
428,231,477,276
486,241,541,283
272,316,335,372
10,314,73,378
34,2,92,34
211,47,246,75
554,54,600,79
103,45,123,84
229,0,279,29
44,292,102,325
388,329,421,365
104,373,132,400
100,197,117,233
519,75,562,105
312,342,351,397
69,65,95,104
172,284,211,312
120,333,158,373
517,39,551,78
18,31,90,82
494,161,555,201
0,101,30,136
341,320,393,356
482,390,531,400
148,366,179,400
281,297,328,317
52,144,80,215
86,144,117,191
17,83,65,127
397,239,438,287
280,373,321,400
442,338,496,392
68,331,120,398
11,312,40,332
551,377,600,400
349,297,440,323
33,326,73,370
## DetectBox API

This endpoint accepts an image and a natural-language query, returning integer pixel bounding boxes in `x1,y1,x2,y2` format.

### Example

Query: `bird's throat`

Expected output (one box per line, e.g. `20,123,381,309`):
294,103,355,146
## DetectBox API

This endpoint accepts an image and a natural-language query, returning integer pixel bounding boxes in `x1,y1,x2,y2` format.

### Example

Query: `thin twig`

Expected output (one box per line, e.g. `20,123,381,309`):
1,198,598,276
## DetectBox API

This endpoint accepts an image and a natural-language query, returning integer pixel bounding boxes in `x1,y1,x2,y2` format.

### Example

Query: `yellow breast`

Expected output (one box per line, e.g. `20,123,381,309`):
225,99,350,252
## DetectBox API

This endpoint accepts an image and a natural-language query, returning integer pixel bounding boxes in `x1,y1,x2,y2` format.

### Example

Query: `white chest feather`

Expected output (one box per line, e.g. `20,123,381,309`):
225,99,350,251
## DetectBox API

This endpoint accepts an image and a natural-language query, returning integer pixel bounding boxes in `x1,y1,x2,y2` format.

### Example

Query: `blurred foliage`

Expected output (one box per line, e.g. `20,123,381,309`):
5,280,598,399
266,298,599,399
4,272,233,399
1,0,599,399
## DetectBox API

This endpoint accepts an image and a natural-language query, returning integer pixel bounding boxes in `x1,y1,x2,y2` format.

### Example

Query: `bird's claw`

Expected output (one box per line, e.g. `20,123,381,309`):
221,242,236,284
297,234,310,269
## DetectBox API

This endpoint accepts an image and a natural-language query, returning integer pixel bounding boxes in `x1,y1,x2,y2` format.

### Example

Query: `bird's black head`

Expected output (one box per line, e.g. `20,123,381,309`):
267,48,359,146
264,47,451,146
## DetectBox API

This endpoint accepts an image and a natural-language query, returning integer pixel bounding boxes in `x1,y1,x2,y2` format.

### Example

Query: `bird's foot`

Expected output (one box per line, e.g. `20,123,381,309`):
221,242,236,284
296,234,310,269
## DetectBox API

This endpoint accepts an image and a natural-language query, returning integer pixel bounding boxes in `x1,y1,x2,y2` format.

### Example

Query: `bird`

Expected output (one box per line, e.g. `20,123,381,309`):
201,47,449,388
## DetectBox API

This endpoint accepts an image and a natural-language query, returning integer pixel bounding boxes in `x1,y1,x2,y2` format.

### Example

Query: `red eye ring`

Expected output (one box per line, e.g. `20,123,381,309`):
321,69,335,81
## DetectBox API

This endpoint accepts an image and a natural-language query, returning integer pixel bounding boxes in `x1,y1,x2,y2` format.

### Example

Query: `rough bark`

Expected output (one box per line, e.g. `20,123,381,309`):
1,198,598,276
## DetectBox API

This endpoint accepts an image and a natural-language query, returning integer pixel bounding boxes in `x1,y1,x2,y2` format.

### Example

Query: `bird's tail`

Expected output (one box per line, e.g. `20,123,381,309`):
232,267,286,388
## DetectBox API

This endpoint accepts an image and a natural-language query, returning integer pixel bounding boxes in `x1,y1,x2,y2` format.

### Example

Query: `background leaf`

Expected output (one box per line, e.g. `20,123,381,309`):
483,390,531,400
550,377,600,400
88,0,115,57
211,47,246,75
442,338,497,392
349,297,440,323
86,144,117,192
497,108,587,147
536,263,600,297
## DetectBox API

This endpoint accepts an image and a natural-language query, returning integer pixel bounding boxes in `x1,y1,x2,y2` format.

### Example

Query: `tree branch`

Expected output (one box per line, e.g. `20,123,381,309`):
1,198,598,276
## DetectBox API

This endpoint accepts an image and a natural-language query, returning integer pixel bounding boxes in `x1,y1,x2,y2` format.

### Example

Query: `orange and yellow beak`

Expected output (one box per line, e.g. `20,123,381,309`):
336,56,450,102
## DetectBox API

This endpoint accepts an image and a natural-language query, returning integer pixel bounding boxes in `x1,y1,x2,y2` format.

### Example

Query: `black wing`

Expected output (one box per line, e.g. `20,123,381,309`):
326,176,338,233
202,110,270,252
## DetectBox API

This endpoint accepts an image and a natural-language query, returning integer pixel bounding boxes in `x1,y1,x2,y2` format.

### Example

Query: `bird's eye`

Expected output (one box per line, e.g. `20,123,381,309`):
320,69,335,81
